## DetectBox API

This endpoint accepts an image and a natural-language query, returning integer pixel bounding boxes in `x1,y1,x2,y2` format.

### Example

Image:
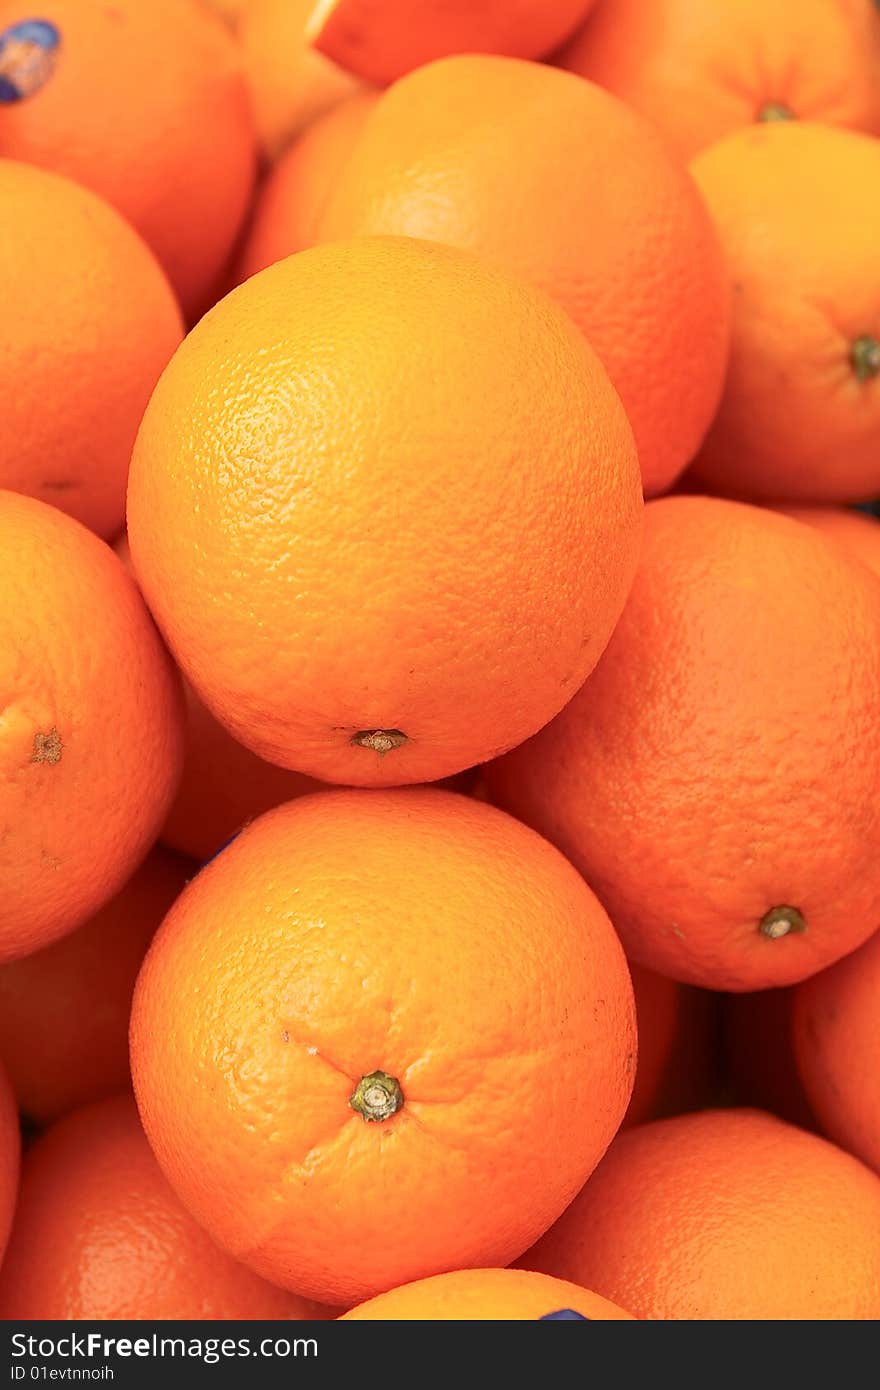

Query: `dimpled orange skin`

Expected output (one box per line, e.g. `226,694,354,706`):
239,0,365,162
793,929,880,1173
127,236,642,787
318,56,730,497
342,1268,634,1320
521,1109,880,1320
557,0,880,163
626,964,718,1128
0,161,182,539
307,0,598,85
0,1061,20,1264
486,496,880,992
0,492,184,963
773,506,880,580
0,847,193,1126
130,789,636,1306
0,1096,322,1320
688,124,880,502
0,0,257,319
236,92,378,281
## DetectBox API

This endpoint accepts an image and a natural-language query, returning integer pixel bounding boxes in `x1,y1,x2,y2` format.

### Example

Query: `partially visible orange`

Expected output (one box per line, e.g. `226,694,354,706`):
128,236,642,787
0,847,193,1126
319,56,730,495
237,91,378,280
0,159,182,539
342,1268,634,1320
557,0,880,162
308,0,599,85
626,964,718,1127
0,1096,319,1319
239,0,364,162
723,988,817,1131
0,492,184,963
689,123,880,502
0,0,257,317
0,1061,20,1264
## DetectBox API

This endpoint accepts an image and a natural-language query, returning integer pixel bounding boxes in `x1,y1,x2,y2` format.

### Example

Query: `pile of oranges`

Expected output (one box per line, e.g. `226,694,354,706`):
1,0,880,1324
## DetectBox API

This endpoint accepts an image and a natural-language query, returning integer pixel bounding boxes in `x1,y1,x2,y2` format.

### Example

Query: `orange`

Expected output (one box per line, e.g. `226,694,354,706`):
486,496,880,991
626,964,718,1127
557,0,880,163
0,846,192,1126
0,492,184,963
723,988,817,1131
0,1060,20,1264
342,1268,634,1320
0,159,182,539
792,928,880,1173
0,0,257,318
318,55,730,496
0,1096,321,1319
130,789,636,1306
773,505,880,579
239,0,364,162
236,91,378,281
127,236,641,787
522,1109,880,1320
307,0,598,85
688,123,880,502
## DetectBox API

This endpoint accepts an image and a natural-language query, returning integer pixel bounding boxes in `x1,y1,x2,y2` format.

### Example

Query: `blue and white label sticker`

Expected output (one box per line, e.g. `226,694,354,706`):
0,19,61,104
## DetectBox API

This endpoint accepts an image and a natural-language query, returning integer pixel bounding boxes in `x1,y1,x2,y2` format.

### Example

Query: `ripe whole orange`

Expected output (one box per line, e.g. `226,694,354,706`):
0,159,182,539
318,55,730,496
127,236,642,787
792,928,880,1173
307,0,598,84
130,790,636,1306
522,1109,880,1320
236,91,378,280
342,1269,634,1320
0,847,192,1125
0,0,257,317
239,0,365,162
0,1096,321,1319
0,492,184,963
689,123,880,501
557,0,880,162
487,496,880,991
0,1060,20,1264
773,506,880,580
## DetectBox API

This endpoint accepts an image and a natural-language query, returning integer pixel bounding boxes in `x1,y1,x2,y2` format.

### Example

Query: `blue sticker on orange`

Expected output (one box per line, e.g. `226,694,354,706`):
539,1308,591,1320
0,18,60,104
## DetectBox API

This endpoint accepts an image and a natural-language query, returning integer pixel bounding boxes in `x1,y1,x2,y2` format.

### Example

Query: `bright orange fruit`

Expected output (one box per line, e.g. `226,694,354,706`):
487,496,880,991
0,847,192,1125
557,0,880,162
792,927,880,1173
307,0,599,84
342,1268,634,1320
689,123,880,501
0,0,257,317
0,159,182,539
0,1096,321,1319
131,790,636,1306
319,55,730,495
521,1109,880,1319
236,91,378,280
773,505,880,579
127,236,641,787
0,492,184,963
